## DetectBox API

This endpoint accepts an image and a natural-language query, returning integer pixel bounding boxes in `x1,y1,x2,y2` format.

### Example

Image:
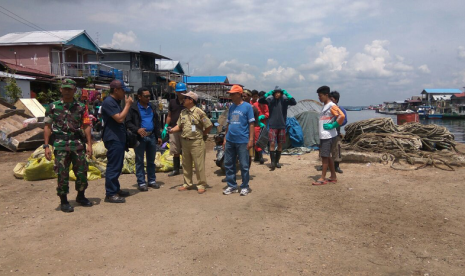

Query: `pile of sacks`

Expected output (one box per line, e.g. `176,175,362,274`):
13,141,177,181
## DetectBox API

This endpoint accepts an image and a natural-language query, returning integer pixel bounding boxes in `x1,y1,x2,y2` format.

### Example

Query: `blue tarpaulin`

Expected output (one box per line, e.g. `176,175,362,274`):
286,117,304,148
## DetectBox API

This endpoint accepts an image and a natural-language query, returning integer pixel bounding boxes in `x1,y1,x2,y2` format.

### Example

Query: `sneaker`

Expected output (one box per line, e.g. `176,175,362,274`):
223,187,238,195
240,188,249,196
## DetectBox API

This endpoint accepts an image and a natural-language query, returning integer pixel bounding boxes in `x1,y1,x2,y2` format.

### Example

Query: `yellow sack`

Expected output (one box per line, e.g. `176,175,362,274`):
13,162,27,179
28,145,55,160
157,150,174,172
24,157,57,181
87,157,107,177
69,165,101,181
92,141,107,159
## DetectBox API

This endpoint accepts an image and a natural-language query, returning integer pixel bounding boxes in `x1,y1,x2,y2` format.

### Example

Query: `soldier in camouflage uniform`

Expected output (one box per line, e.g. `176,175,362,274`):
44,79,93,213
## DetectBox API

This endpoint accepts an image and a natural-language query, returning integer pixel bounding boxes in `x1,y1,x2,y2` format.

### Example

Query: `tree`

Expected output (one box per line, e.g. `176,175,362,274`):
4,70,22,104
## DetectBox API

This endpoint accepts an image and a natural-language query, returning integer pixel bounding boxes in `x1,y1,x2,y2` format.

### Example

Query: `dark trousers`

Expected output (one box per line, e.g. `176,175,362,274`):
104,140,125,196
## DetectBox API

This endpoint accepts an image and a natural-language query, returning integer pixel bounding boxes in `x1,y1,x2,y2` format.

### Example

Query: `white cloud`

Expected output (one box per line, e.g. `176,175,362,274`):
458,46,465,60
229,71,256,84
267,59,278,67
314,44,349,71
262,66,305,82
418,64,431,74
100,31,140,50
364,40,390,59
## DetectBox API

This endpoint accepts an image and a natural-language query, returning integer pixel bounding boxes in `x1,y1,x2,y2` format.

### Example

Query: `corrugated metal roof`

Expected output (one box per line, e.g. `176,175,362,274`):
0,30,82,44
0,60,55,78
155,60,184,74
100,48,171,60
0,71,35,80
0,30,102,53
183,76,228,84
422,89,462,93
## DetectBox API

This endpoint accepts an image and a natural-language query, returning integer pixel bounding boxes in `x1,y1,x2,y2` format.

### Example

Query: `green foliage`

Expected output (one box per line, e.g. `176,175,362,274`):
36,88,61,104
4,70,22,104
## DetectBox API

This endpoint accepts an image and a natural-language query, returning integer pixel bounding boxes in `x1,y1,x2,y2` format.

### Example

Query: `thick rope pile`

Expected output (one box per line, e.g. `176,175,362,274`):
343,118,461,170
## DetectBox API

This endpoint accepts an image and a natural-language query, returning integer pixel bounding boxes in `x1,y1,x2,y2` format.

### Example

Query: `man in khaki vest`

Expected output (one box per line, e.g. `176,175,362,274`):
169,92,213,194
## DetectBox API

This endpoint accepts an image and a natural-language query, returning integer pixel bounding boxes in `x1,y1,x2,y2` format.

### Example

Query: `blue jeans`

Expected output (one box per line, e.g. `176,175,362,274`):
134,133,157,186
104,140,126,196
224,141,250,189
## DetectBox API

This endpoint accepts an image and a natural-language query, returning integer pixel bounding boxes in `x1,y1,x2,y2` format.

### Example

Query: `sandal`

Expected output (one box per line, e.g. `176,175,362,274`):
312,179,328,186
326,178,338,183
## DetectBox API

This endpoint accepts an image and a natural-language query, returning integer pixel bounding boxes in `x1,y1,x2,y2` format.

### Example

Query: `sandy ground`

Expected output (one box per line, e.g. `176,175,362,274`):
0,141,465,275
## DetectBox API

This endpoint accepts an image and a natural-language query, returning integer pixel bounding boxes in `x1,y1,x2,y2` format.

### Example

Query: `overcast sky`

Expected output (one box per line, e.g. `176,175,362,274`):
1,0,465,105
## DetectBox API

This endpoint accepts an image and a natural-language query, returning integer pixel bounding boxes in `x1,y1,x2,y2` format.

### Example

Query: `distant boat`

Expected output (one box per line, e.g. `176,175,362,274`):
427,114,443,119
345,107,362,111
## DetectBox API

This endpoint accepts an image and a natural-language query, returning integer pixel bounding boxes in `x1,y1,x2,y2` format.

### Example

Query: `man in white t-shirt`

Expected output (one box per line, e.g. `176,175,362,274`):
313,86,345,186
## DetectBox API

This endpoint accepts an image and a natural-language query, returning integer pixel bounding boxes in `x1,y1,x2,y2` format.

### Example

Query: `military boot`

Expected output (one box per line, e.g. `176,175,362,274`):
168,156,180,177
59,195,74,213
76,191,93,207
276,151,282,168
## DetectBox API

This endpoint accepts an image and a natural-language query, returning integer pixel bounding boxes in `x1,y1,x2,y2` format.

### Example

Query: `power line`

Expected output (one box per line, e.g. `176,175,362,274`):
0,5,66,40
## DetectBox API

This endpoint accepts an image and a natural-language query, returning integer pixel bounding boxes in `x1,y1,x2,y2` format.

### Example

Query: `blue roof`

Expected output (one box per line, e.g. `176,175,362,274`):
183,76,228,84
422,89,462,94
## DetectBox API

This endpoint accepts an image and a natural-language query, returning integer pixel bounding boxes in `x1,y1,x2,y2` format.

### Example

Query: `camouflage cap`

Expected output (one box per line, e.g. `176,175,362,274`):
61,79,76,89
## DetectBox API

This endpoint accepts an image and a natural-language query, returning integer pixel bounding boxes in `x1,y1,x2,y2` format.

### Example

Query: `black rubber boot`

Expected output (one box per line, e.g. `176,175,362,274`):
59,195,74,213
168,157,180,177
259,151,264,164
76,191,93,207
270,151,276,171
254,150,260,162
335,162,343,173
276,151,282,168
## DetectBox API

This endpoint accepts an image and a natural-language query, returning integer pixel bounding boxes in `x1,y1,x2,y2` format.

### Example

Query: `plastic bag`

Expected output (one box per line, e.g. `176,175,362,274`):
13,162,27,179
23,118,38,127
24,158,57,181
156,150,174,172
87,157,107,177
122,159,135,174
29,145,54,160
69,165,101,181
92,141,107,159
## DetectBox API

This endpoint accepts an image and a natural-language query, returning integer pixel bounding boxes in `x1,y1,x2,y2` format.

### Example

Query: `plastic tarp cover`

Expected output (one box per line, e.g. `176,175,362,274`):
286,117,304,148
295,111,320,147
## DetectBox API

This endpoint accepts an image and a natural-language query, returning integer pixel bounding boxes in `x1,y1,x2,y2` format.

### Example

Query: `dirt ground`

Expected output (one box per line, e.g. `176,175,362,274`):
0,141,464,275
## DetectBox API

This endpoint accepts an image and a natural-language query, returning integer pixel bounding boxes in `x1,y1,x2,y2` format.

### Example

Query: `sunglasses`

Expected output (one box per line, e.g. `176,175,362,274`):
141,95,151,98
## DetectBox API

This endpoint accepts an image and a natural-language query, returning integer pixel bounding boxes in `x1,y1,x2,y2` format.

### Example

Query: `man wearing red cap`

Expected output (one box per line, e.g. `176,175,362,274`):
222,85,255,196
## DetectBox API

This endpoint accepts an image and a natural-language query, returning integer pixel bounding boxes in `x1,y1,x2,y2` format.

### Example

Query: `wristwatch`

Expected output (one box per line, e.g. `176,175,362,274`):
43,144,49,149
